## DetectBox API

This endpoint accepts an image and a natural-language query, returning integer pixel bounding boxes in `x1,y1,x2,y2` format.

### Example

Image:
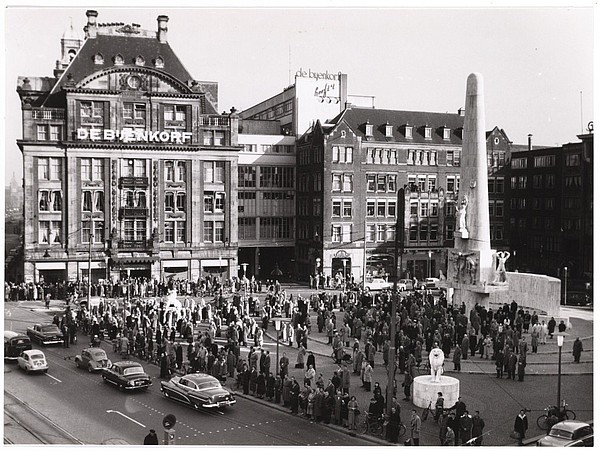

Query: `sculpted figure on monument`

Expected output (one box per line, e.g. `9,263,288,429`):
466,256,478,285
456,195,468,233
491,251,510,285
429,345,445,383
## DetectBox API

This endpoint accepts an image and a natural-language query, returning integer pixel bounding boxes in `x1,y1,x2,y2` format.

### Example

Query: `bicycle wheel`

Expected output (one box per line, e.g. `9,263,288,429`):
398,423,407,438
371,422,383,436
564,409,576,420
357,420,368,435
537,414,548,430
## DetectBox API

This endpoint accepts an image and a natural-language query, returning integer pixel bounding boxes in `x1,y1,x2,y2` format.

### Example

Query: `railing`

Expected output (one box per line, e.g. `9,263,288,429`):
31,108,65,120
119,176,149,188
198,116,230,127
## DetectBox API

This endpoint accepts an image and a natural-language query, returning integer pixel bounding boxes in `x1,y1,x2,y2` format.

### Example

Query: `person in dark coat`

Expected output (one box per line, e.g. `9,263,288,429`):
388,406,402,443
249,368,258,396
256,372,266,398
461,334,469,359
517,354,526,381
266,372,276,401
572,337,583,363
289,377,300,414
471,410,485,445
507,351,518,380
514,409,528,446
160,352,169,379
143,429,159,445
306,351,316,371
547,317,556,338
242,366,251,395
322,392,334,424
313,388,324,422
459,411,473,444
496,349,504,378
453,346,462,371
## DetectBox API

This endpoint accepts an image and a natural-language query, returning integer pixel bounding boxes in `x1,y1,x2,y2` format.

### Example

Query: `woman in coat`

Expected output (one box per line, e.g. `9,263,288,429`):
266,373,276,401
295,345,306,369
348,396,359,430
364,362,373,391
249,368,258,396
341,392,350,427
307,388,316,419
453,346,462,371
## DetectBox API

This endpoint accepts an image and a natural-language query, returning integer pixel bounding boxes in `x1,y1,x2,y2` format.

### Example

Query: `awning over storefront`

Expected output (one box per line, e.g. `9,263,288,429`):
110,256,159,266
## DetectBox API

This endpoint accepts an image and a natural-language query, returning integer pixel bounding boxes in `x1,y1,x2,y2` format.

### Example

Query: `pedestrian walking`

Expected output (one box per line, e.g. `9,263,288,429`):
513,409,528,446
410,409,421,446
572,337,583,363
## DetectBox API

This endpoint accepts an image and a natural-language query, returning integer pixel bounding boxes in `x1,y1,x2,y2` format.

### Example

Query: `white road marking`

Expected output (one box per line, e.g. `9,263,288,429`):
106,410,146,428
45,373,62,383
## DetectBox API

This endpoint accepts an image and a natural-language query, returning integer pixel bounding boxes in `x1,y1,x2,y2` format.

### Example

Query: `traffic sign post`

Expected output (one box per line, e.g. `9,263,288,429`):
162,414,176,445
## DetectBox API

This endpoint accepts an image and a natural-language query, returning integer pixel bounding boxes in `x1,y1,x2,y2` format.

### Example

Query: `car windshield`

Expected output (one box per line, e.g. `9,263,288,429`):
197,381,221,390
123,366,144,376
41,326,59,333
91,350,107,360
14,338,29,345
30,354,45,360
549,428,574,439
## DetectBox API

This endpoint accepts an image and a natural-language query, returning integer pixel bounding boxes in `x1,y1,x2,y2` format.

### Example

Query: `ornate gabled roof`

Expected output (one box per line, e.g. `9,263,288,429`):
49,33,194,95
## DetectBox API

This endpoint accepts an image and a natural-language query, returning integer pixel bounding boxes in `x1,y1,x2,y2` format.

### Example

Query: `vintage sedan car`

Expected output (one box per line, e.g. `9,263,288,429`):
101,361,152,391
364,278,393,292
4,331,32,360
537,420,593,447
17,349,48,373
26,323,63,346
424,277,440,289
160,373,236,409
398,279,414,291
75,347,112,372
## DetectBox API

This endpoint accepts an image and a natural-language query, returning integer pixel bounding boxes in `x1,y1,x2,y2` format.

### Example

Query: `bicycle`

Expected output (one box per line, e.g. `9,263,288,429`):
358,412,384,436
416,360,431,376
537,404,576,430
422,401,448,423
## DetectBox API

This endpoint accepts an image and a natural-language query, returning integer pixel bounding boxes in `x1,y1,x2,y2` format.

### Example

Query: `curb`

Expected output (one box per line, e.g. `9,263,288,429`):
227,388,390,446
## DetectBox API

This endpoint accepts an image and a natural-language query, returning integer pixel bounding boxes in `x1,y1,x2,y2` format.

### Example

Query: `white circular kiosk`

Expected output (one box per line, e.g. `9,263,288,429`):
412,375,460,409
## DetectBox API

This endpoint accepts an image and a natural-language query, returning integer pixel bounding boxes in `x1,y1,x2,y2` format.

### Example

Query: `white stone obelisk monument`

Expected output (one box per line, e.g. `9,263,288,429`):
446,73,508,313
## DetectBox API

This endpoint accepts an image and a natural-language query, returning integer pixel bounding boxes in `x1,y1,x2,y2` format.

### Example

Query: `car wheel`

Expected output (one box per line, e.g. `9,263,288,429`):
88,365,94,373
76,360,80,368
102,375,108,383
43,369,48,373
25,367,30,374
118,384,125,391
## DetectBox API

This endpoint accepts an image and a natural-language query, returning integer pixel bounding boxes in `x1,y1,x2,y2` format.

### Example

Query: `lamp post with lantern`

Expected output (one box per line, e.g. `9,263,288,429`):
272,317,289,378
563,266,568,305
556,333,567,410
427,250,432,278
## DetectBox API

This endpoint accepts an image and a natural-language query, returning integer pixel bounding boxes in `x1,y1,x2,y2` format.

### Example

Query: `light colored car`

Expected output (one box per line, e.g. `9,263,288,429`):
161,373,236,409
75,347,112,372
364,278,393,291
424,277,440,289
398,279,414,290
17,349,48,373
537,420,593,447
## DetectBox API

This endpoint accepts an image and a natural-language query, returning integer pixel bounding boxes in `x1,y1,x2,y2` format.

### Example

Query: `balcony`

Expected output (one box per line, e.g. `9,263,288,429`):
119,176,149,188
117,240,149,250
31,108,65,120
119,207,149,219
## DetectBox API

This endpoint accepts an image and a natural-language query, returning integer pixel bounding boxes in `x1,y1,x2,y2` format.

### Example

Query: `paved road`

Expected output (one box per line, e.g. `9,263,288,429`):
3,302,375,446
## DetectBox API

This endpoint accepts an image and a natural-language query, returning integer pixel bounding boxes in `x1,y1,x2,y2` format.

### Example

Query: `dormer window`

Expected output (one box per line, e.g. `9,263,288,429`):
154,56,165,69
93,53,104,65
385,123,393,138
341,130,346,138
443,127,451,140
404,125,413,139
113,54,124,65
365,122,373,137
424,126,432,140
134,55,145,66
457,127,464,140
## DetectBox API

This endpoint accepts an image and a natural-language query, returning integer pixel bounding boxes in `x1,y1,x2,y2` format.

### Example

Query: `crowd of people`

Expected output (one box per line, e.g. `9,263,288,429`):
14,272,582,445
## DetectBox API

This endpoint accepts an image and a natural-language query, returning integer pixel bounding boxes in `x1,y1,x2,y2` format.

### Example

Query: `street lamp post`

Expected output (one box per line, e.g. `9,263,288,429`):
341,258,348,287
563,267,568,305
87,232,93,307
241,263,248,279
274,319,282,377
427,250,432,278
556,333,566,410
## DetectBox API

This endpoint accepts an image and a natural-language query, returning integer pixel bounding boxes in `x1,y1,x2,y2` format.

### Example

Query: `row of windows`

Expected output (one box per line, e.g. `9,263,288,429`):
532,174,556,189
367,200,397,218
38,158,62,180
534,155,555,168
251,100,293,121
510,176,528,189
407,149,437,166
510,198,555,210
36,125,62,141
166,192,187,212
408,175,438,192
165,161,187,182
38,190,62,212
260,167,295,188
332,199,353,218
565,153,581,167
83,191,105,212
487,152,507,168
331,224,353,243
39,221,62,244
409,200,439,217
242,144,294,154
164,221,186,243
204,192,225,213
488,200,505,217
487,177,505,194
409,224,439,242
565,176,582,188
332,146,353,163
365,223,396,242
82,158,105,181
367,174,397,193
332,173,353,192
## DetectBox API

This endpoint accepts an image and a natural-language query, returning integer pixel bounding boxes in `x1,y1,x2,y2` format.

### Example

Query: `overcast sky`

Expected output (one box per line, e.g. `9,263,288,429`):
3,2,595,183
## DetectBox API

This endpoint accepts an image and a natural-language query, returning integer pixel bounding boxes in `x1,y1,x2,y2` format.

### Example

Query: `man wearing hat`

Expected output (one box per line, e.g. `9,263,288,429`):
434,391,445,421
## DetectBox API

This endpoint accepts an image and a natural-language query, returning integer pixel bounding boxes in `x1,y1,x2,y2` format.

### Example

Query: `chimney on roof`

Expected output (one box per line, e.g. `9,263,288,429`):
85,10,98,39
458,107,465,116
528,133,533,151
157,15,169,43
